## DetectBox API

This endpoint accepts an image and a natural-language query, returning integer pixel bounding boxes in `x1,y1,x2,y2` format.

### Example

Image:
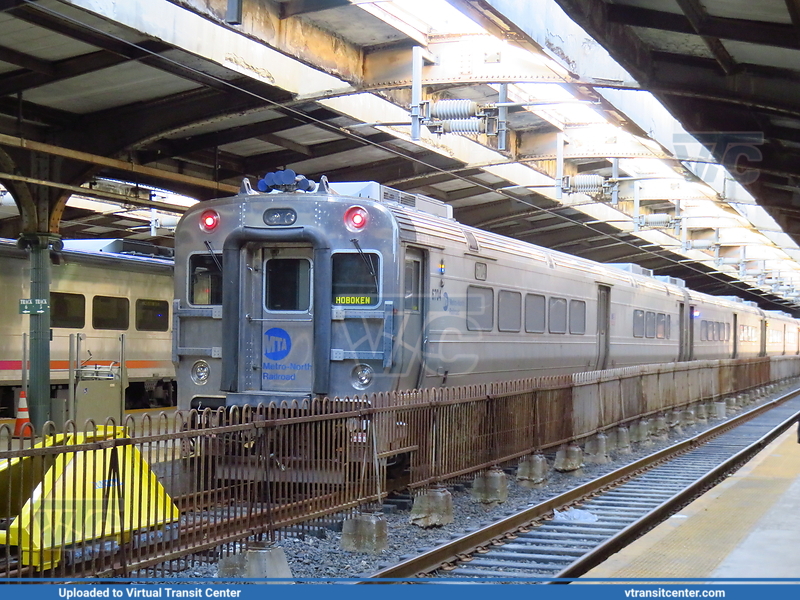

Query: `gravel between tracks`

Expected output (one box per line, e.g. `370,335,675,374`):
163,385,796,580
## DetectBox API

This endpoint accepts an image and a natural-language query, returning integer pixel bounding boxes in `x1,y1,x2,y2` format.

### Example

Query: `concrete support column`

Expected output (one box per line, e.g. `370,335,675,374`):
584,433,610,464
216,542,293,581
630,419,651,446
245,542,293,580
652,414,669,441
472,466,508,504
714,400,728,420
604,428,618,452
706,400,718,419
615,426,631,454
340,511,388,553
680,406,696,428
517,453,549,487
668,409,683,434
554,443,584,472
410,486,454,527
695,402,708,424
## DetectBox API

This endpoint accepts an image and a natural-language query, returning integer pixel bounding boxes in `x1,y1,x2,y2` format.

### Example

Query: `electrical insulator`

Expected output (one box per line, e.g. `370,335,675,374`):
562,174,606,194
686,240,716,250
639,214,672,227
431,99,479,120
441,119,485,134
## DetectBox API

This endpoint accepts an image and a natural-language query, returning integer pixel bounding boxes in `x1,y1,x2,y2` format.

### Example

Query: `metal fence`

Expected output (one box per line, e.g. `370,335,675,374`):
0,356,796,578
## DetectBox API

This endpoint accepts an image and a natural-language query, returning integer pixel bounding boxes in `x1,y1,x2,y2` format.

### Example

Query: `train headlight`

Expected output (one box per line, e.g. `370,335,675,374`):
199,209,220,232
191,360,211,385
344,206,368,232
263,208,297,226
351,364,374,390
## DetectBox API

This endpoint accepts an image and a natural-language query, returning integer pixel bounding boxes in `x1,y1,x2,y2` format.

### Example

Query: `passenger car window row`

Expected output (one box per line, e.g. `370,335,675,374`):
50,291,169,331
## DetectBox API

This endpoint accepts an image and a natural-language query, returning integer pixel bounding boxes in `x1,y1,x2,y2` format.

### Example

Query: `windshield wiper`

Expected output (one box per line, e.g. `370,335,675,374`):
204,240,223,272
350,238,379,294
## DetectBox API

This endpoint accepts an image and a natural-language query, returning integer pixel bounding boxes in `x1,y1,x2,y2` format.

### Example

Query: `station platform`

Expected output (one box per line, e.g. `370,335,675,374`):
582,425,800,579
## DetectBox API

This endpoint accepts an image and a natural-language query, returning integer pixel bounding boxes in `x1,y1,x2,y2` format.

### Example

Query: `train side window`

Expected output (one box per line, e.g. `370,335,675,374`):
332,252,380,306
51,292,85,329
549,297,567,334
524,294,546,333
404,259,421,312
569,299,586,335
726,323,731,341
656,313,666,339
645,312,656,338
498,290,522,332
666,315,671,339
633,310,645,338
136,299,169,331
266,258,311,311
189,254,223,305
467,285,494,331
701,320,708,341
93,295,129,330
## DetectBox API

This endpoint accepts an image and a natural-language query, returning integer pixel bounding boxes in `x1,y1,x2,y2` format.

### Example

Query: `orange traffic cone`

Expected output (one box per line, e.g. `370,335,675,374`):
13,390,33,437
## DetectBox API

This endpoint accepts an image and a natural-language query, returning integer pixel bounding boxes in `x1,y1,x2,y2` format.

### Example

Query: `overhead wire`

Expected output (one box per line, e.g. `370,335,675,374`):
3,0,798,310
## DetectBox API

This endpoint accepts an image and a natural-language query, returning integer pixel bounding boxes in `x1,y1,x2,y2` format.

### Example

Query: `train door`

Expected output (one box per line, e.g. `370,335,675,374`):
732,313,739,359
595,285,611,370
259,247,315,394
678,302,694,361
395,247,425,391
783,324,787,355
759,320,767,357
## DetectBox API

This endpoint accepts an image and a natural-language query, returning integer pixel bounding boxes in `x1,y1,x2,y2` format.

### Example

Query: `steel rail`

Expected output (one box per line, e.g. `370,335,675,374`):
364,387,800,581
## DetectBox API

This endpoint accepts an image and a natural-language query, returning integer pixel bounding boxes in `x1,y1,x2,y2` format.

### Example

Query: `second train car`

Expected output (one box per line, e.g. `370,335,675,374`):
172,179,800,410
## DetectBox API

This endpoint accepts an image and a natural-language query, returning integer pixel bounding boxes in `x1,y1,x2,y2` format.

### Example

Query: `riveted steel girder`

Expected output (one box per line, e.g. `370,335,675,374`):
364,36,569,90
517,129,670,161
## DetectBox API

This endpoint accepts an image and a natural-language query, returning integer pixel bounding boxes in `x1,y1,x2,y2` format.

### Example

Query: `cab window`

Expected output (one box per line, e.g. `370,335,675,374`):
332,252,380,306
189,254,223,305
265,258,311,312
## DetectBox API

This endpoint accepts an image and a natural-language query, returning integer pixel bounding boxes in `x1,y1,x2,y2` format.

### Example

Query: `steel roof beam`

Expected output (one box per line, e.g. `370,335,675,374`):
674,0,738,75
649,52,800,118
785,0,800,35
243,131,399,174
279,0,351,19
143,109,338,161
0,97,75,130
607,4,800,52
388,169,486,189
0,48,149,97
0,44,54,75
313,153,457,182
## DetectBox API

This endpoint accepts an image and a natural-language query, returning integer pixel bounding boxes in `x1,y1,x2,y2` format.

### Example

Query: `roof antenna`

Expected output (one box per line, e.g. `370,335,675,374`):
319,175,330,194
240,178,257,195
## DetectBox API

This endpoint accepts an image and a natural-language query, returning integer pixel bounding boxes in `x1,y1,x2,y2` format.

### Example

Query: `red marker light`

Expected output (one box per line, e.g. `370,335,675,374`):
344,206,368,232
200,209,220,232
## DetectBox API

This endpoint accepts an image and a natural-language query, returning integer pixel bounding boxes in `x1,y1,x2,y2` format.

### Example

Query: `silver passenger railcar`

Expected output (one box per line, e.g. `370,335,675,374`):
172,179,800,410
0,238,175,417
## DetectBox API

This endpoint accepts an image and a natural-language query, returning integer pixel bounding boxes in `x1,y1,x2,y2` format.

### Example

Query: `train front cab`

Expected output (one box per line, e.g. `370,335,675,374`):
175,192,420,410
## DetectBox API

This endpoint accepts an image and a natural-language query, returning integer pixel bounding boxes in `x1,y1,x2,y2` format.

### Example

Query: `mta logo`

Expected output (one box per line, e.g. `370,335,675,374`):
264,328,292,360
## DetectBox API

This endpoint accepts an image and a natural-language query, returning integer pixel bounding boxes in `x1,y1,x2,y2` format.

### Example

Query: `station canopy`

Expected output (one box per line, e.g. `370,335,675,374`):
0,0,798,312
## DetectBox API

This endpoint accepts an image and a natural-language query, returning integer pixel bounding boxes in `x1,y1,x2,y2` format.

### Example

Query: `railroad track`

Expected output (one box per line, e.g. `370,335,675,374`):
367,384,800,582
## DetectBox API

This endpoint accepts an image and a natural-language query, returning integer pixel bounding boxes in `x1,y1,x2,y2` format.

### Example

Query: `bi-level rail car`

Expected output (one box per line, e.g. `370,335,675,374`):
172,180,800,410
0,238,175,417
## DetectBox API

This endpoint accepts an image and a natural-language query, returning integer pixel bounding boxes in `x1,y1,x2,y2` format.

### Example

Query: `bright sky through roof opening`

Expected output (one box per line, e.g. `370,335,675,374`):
379,0,486,34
